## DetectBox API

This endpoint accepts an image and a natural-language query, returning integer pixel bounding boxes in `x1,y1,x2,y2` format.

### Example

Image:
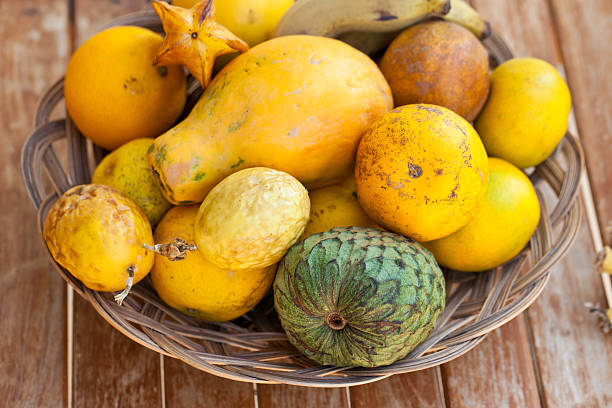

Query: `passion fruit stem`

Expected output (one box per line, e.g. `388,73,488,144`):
326,311,347,330
142,238,197,261
114,265,135,305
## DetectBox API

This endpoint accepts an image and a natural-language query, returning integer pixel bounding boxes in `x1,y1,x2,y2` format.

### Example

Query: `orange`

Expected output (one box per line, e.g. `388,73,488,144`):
475,58,571,168
64,26,186,150
424,158,540,271
302,176,378,239
355,104,489,242
172,0,293,46
151,205,276,322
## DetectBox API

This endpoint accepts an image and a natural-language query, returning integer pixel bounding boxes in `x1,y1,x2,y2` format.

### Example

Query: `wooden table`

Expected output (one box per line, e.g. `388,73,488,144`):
3,0,611,406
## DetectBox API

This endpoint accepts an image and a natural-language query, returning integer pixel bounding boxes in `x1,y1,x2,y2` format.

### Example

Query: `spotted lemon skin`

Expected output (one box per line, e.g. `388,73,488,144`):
355,104,489,242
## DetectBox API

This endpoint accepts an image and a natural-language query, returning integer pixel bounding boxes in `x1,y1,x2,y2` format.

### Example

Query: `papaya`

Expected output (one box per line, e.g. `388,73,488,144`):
148,35,393,204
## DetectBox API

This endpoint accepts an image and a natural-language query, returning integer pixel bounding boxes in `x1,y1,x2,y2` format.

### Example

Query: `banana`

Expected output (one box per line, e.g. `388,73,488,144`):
273,0,490,55
445,0,490,39
274,0,451,38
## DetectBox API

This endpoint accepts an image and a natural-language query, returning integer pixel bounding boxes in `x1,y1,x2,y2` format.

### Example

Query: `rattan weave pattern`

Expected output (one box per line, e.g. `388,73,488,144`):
21,10,583,387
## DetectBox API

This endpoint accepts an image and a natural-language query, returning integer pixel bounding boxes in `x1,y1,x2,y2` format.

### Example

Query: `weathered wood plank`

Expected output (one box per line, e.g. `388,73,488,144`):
471,1,612,407
74,0,147,46
441,316,541,407
550,0,612,239
350,369,445,408
70,1,163,407
163,358,255,408
258,384,349,408
527,222,612,406
474,0,560,62
0,0,68,406
72,295,163,406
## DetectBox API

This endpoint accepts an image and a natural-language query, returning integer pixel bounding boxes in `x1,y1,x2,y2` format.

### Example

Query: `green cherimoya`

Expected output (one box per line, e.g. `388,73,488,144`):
274,227,445,367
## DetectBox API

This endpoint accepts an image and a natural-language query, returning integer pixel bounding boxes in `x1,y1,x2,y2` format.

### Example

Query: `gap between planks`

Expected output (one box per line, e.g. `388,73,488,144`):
160,354,166,408
546,0,612,309
67,285,74,408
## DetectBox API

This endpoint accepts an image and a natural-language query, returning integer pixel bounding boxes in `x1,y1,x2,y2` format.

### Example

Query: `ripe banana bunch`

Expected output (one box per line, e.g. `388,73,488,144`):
274,0,490,55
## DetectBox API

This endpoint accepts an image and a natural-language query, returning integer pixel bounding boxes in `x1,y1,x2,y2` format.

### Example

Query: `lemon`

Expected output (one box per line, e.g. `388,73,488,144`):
424,158,540,272
151,205,276,322
302,176,377,239
92,138,171,226
173,0,293,46
475,58,571,168
64,26,186,150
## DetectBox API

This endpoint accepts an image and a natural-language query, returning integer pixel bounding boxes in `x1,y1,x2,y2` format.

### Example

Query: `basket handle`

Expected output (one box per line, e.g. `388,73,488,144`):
21,119,73,209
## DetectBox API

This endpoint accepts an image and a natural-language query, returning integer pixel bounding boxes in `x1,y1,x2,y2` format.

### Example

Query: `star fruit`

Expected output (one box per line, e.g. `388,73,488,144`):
152,0,249,87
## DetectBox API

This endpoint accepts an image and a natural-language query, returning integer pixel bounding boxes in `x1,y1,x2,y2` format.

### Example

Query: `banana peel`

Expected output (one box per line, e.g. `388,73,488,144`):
586,246,612,333
273,0,490,56
602,246,612,276
445,0,490,39
152,0,248,87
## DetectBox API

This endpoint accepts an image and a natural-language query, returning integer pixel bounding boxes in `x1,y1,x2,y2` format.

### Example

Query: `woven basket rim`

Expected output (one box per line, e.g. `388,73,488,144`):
20,10,584,387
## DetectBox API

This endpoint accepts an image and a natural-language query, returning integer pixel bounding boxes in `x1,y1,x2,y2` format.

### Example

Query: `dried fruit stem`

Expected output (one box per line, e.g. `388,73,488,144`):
142,238,197,261
326,312,347,330
114,265,135,305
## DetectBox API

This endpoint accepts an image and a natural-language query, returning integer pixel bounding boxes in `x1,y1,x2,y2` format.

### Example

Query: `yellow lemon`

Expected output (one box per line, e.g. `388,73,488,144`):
424,158,540,271
43,184,154,292
302,176,378,239
65,26,186,150
173,0,293,46
92,138,172,226
475,58,571,168
152,205,276,321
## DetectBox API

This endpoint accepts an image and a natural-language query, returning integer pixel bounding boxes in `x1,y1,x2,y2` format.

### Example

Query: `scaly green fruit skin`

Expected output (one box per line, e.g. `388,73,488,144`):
274,227,445,367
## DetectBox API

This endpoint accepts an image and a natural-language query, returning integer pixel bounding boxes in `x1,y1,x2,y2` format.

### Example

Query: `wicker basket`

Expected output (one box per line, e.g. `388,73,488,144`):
21,11,584,387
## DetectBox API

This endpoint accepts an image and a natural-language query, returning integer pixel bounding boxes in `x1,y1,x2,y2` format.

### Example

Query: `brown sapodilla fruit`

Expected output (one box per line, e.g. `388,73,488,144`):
380,20,489,121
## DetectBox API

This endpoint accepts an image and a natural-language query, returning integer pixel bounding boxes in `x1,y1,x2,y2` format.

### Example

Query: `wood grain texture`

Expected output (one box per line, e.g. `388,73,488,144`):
74,0,148,46
442,316,541,407
163,358,255,408
526,218,612,406
350,369,445,408
72,295,162,406
472,1,612,407
0,0,68,406
550,0,612,240
70,1,163,407
474,0,560,62
258,384,349,408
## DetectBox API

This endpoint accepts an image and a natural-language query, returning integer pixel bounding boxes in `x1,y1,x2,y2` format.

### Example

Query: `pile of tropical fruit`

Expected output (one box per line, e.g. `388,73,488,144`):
43,0,571,367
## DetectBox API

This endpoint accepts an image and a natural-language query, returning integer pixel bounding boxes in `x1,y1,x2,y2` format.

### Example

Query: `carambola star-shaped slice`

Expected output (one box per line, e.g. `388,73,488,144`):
152,0,249,87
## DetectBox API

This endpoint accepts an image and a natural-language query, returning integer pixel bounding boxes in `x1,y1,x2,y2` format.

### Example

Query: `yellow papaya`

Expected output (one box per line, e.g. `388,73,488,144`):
149,35,392,204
